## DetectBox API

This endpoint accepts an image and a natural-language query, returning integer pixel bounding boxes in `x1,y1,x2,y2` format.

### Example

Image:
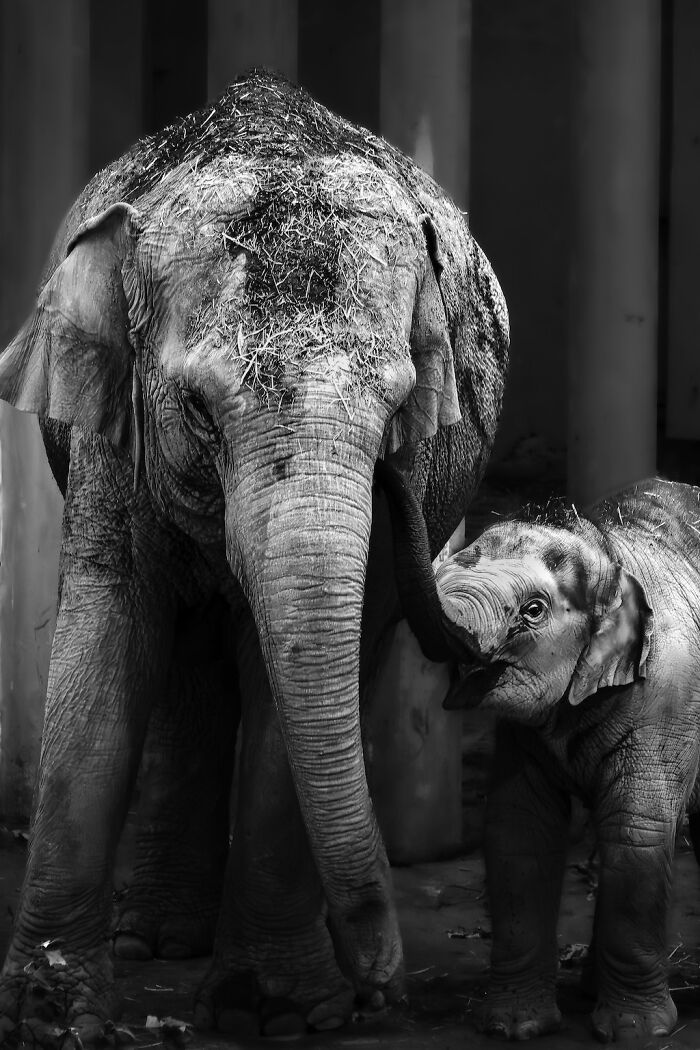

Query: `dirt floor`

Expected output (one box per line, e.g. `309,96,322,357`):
1,831,700,1050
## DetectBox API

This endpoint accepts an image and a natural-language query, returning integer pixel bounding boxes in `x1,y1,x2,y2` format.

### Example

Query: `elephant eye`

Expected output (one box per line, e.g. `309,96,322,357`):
520,597,548,625
184,390,213,427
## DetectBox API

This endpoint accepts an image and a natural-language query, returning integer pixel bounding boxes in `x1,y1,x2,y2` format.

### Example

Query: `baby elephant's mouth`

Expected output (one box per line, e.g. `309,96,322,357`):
443,659,509,709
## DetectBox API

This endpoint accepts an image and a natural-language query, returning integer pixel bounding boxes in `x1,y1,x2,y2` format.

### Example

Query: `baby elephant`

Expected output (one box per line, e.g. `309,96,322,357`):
401,475,700,1042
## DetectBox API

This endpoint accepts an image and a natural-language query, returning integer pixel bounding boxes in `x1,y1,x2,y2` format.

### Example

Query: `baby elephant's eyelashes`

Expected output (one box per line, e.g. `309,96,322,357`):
520,597,549,624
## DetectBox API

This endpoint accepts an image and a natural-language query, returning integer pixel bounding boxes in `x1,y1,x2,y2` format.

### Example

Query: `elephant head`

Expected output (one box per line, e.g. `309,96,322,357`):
0,73,508,988
384,478,654,720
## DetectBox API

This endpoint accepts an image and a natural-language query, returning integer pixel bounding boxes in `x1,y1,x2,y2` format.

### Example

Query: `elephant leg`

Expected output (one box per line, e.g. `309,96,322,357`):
114,595,239,961
0,436,175,1045
590,782,680,1041
479,722,570,1040
194,612,353,1039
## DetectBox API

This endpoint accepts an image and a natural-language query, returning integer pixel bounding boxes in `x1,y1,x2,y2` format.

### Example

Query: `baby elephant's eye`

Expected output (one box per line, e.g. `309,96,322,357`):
520,597,548,624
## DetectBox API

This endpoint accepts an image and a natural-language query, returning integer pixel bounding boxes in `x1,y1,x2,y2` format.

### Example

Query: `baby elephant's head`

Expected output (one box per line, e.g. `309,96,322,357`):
435,522,654,720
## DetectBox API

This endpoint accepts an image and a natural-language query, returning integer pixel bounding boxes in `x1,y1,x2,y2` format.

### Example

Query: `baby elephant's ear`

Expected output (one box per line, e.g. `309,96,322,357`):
0,203,141,456
569,564,654,706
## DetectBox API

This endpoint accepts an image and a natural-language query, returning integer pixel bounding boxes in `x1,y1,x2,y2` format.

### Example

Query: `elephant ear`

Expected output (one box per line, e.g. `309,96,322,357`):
385,217,461,451
568,563,654,706
0,202,142,459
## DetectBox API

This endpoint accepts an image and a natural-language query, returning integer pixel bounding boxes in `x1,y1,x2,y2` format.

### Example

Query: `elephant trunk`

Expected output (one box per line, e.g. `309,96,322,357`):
375,458,480,663
219,412,401,991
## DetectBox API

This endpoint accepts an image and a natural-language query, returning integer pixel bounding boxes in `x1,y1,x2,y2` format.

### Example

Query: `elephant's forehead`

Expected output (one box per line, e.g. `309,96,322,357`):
477,523,566,555
440,551,557,598
139,152,418,241
150,152,423,406
457,524,591,607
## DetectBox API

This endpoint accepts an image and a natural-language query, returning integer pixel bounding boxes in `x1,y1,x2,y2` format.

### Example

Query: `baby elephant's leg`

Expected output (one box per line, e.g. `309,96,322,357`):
591,786,680,1041
481,723,570,1040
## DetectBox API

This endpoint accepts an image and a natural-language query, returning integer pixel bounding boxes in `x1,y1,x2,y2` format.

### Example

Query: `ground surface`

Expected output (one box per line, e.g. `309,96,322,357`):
1,833,700,1050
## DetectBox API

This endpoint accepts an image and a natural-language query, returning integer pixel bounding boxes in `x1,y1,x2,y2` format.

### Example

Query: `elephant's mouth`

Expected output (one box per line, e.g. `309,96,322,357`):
442,659,509,710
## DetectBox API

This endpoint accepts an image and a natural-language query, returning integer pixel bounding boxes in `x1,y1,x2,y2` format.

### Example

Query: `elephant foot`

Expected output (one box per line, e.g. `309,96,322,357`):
112,867,223,960
0,943,124,1048
478,985,562,1041
113,905,218,961
193,959,355,1037
328,895,407,1009
591,993,677,1043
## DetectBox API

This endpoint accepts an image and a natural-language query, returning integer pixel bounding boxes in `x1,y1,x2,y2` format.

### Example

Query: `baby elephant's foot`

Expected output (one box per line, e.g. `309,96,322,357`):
193,961,355,1037
591,994,678,1043
478,986,562,1041
0,944,123,1048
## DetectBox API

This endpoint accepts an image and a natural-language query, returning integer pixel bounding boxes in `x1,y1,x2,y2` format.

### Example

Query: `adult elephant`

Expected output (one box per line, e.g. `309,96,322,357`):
0,71,508,1042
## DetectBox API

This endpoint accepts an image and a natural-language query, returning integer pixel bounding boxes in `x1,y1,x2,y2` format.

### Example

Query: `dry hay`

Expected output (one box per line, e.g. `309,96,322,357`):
180,154,414,409
124,69,412,202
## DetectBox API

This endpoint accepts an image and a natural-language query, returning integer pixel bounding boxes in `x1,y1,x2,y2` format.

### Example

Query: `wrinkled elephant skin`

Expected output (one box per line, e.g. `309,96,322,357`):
0,73,508,1043
403,476,700,1042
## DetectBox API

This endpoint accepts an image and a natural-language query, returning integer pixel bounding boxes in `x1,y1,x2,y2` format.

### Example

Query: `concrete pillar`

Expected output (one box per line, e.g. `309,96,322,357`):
145,0,207,133
0,1,90,820
367,621,463,864
365,0,471,863
380,0,470,531
665,0,700,440
297,0,379,132
207,0,298,101
380,0,471,208
568,0,661,506
89,1,145,173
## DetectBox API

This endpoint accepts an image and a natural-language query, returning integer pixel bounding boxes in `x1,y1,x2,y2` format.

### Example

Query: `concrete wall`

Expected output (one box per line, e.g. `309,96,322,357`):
666,0,700,441
469,0,573,462
0,1,88,820
208,0,298,98
567,0,660,505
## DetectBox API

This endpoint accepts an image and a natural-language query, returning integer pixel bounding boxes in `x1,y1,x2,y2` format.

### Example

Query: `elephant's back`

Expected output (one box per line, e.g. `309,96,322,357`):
591,478,700,603
46,71,499,292
51,70,445,268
